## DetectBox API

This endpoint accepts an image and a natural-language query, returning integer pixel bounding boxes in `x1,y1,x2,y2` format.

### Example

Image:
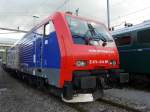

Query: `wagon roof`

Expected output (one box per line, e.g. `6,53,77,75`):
112,20,150,35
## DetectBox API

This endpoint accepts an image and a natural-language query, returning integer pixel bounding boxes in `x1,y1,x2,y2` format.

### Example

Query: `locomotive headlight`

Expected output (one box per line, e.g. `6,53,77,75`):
109,60,116,66
76,60,87,67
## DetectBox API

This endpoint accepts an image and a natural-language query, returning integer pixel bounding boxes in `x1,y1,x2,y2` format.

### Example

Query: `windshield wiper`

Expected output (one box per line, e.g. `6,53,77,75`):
81,29,106,42
86,24,107,42
94,33,107,42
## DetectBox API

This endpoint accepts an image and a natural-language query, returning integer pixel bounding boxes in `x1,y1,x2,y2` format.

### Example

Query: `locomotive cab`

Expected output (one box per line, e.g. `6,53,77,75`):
52,12,120,102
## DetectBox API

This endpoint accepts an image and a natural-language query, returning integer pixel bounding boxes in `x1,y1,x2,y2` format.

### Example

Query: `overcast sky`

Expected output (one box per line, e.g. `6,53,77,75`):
0,0,150,39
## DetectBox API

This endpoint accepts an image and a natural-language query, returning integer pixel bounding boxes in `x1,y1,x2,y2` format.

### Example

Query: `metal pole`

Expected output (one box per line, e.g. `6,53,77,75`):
107,0,110,29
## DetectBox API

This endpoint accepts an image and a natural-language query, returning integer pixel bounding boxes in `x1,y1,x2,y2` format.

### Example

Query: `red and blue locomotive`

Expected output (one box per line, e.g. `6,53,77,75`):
4,12,119,102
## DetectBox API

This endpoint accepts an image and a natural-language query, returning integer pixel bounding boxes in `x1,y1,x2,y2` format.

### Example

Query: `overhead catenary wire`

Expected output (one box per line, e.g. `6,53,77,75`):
111,5,150,22
0,0,71,33
0,0,71,15
111,12,150,28
55,0,70,11
0,31,23,34
0,27,28,33
111,0,125,6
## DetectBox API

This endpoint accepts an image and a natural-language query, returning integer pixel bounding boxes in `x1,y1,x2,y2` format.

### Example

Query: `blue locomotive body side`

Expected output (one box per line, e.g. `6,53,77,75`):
19,33,35,68
42,32,61,68
18,28,61,86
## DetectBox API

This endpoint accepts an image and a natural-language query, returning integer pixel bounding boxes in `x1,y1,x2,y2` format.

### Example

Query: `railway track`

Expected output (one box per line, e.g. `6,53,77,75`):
19,80,140,112
64,96,143,112
9,76,135,112
97,98,141,112
1,67,149,112
67,100,135,112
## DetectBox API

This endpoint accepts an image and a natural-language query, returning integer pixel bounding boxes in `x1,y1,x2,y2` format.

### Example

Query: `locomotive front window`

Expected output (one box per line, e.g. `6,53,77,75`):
66,16,113,45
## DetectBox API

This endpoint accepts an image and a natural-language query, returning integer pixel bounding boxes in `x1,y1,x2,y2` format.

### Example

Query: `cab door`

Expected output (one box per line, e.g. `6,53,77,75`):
42,21,58,68
42,20,61,87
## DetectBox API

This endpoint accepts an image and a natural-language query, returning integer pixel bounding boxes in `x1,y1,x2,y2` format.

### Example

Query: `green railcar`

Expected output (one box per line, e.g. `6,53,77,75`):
112,21,150,75
2,49,7,66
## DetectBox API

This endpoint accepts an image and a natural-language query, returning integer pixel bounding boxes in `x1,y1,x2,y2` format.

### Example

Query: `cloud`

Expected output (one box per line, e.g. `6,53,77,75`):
110,0,150,26
0,0,108,30
0,0,150,39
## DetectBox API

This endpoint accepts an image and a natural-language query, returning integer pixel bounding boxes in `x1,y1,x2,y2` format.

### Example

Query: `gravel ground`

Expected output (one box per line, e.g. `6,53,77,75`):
0,67,78,112
104,88,150,112
0,66,138,112
77,101,130,112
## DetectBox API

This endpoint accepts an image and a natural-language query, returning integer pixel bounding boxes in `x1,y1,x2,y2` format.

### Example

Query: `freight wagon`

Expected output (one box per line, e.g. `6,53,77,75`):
4,12,120,103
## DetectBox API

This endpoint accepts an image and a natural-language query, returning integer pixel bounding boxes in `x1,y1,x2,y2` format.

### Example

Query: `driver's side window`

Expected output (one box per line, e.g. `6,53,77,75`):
44,21,55,37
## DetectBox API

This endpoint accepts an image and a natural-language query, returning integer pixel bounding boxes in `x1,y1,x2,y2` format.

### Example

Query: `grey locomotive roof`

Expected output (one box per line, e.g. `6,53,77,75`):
112,20,150,35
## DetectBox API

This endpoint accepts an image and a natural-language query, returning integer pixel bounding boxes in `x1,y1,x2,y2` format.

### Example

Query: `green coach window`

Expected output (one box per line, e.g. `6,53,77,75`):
138,29,150,43
115,35,131,46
